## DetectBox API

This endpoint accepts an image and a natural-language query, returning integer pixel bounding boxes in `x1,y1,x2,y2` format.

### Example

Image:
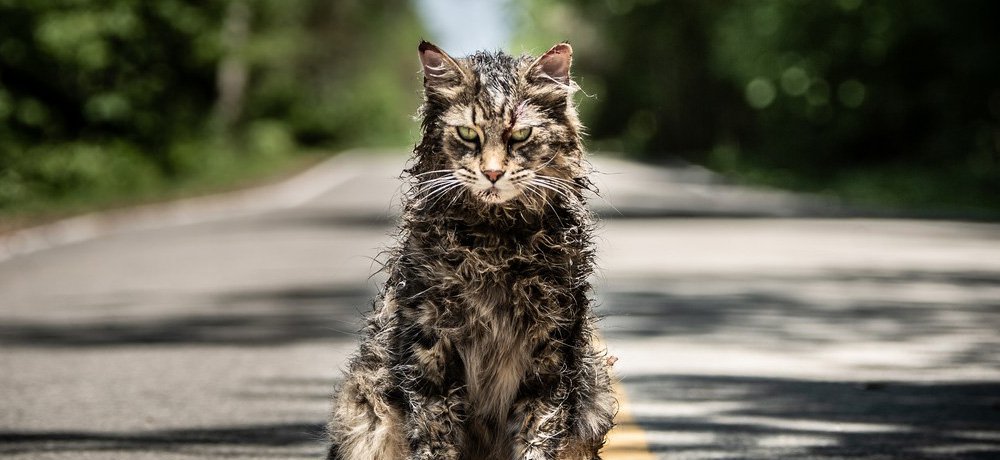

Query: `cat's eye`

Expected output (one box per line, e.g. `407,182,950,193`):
509,127,532,143
456,126,479,142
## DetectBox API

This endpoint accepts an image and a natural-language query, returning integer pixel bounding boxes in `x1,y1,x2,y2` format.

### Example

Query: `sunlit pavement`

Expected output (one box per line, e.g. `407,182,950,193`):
1,150,999,459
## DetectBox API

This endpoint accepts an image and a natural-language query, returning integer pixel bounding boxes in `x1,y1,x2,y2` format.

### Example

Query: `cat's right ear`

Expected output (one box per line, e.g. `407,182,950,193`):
419,41,467,92
527,42,573,86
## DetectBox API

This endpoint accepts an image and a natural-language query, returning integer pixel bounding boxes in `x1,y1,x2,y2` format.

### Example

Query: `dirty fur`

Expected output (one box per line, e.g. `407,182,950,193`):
326,41,617,460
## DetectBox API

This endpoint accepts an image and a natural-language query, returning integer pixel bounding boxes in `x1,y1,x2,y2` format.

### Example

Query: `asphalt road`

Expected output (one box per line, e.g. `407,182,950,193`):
1,151,999,459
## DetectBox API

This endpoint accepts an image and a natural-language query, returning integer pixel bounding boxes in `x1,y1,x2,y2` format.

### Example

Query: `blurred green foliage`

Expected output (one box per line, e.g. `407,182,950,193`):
518,0,1000,215
5,0,999,220
0,0,423,223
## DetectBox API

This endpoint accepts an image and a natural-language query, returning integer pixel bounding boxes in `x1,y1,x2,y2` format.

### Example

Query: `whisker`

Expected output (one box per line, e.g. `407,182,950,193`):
420,181,460,198
423,182,465,209
532,175,580,188
415,175,458,186
536,175,621,215
531,175,578,190
531,180,576,202
533,183,580,203
532,175,587,197
523,184,565,227
533,155,559,171
532,175,620,214
443,186,466,209
411,169,455,177
413,177,459,195
519,186,543,210
535,174,576,184
413,184,459,204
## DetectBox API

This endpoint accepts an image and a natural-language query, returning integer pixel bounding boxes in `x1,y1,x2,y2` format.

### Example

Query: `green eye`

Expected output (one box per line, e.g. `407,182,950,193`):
509,127,532,142
456,126,479,142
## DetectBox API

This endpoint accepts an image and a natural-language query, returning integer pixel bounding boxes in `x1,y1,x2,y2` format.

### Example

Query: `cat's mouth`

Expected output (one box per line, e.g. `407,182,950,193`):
475,186,518,204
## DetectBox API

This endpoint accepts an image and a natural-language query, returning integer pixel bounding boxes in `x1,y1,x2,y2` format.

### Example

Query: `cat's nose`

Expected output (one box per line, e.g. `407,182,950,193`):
482,169,504,183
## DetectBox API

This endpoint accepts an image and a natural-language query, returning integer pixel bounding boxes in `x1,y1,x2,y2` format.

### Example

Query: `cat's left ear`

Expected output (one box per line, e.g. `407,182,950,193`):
418,41,467,90
528,42,573,85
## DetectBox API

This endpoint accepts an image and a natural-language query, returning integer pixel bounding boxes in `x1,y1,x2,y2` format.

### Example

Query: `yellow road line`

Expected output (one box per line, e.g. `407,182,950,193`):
596,330,656,460
602,381,657,459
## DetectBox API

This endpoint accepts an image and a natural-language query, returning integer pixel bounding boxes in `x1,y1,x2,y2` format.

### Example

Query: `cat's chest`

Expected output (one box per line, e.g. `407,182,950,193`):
409,229,571,417
456,291,533,420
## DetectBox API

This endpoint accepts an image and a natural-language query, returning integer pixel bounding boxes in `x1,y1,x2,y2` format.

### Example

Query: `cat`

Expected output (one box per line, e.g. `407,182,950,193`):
325,41,617,460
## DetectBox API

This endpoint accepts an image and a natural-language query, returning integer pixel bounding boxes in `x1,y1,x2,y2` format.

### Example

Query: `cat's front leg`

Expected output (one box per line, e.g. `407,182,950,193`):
510,381,573,460
561,338,617,459
393,322,466,460
403,389,466,459
512,388,607,460
511,334,612,460
509,334,574,460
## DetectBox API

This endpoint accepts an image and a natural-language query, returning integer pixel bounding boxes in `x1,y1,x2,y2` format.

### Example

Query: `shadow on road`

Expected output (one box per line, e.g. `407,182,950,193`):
624,373,1000,459
599,268,1000,370
2,243,998,459
0,376,342,458
598,265,1000,458
0,285,373,347
0,423,326,458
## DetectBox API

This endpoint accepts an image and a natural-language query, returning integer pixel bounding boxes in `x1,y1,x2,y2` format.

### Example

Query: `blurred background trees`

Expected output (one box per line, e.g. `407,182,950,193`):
520,0,1000,215
1,0,998,223
0,0,422,222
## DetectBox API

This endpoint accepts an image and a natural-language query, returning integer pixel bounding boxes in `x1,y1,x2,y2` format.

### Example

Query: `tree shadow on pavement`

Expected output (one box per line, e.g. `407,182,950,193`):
598,268,1000,370
0,422,327,458
599,266,1000,459
0,285,375,347
0,376,343,458
623,373,1000,460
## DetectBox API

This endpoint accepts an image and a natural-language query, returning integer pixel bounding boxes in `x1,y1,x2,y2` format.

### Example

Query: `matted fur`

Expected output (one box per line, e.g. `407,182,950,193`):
326,41,617,460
